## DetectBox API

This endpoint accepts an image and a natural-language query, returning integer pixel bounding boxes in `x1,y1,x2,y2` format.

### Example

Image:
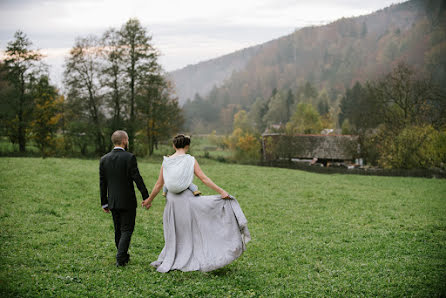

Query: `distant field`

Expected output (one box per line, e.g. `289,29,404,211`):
154,135,232,161
0,157,445,296
0,135,231,161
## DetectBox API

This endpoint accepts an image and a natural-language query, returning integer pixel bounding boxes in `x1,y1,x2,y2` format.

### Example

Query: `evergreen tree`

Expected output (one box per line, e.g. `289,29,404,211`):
1,31,42,152
248,97,269,133
361,22,368,38
285,89,294,122
263,92,288,126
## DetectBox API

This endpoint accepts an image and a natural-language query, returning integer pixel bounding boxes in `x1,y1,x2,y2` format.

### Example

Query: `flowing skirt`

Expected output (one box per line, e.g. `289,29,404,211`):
150,190,251,272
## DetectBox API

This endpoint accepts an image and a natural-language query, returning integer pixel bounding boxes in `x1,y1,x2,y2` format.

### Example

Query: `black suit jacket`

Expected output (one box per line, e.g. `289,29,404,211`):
100,149,149,210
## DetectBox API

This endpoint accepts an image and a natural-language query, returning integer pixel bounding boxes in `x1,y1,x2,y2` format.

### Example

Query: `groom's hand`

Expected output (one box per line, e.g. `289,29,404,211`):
142,198,152,210
102,207,110,213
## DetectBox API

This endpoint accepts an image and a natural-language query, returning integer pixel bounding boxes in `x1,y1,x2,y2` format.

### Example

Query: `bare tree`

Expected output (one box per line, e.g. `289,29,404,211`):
101,29,126,134
64,36,106,154
119,18,159,151
371,62,446,132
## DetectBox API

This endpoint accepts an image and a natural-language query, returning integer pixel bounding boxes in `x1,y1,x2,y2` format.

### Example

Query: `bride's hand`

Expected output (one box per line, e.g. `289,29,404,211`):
220,191,229,199
142,198,152,209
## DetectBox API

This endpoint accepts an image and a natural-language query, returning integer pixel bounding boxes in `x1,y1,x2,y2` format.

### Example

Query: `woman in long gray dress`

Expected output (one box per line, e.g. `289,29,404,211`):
142,134,250,273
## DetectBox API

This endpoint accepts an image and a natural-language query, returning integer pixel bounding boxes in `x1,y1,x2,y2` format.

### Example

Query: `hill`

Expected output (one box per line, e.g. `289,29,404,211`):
168,44,262,106
173,0,445,133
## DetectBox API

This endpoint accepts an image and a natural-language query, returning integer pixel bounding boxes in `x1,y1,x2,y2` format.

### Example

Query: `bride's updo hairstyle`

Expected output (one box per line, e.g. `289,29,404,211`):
173,134,191,149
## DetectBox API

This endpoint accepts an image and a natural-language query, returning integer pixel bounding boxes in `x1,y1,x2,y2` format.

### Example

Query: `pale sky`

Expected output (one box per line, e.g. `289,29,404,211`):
0,0,405,88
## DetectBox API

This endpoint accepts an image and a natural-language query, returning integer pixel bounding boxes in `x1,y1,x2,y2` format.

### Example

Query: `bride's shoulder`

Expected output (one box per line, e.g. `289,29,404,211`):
185,154,196,163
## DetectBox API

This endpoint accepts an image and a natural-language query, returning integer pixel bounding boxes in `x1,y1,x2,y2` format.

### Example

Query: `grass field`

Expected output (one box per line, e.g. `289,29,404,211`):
0,135,231,161
0,157,445,297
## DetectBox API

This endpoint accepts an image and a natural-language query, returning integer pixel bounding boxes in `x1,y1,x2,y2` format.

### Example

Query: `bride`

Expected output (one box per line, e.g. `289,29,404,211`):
142,134,251,272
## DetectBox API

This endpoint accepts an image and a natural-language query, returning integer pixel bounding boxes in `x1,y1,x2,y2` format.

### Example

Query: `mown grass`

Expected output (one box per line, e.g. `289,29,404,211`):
0,135,231,161
149,136,232,161
0,157,445,297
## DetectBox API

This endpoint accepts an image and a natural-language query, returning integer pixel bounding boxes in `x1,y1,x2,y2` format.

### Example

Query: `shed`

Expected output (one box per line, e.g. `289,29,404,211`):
262,133,360,161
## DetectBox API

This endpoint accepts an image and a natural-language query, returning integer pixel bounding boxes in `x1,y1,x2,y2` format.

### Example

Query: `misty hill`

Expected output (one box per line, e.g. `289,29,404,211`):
168,45,262,105
175,0,445,133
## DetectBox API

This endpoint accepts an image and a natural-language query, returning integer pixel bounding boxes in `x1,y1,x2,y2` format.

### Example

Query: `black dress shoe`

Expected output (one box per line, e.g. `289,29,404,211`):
116,253,130,267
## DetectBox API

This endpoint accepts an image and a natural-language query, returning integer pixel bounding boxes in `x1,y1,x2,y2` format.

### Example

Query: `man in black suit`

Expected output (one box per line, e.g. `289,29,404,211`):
100,130,151,267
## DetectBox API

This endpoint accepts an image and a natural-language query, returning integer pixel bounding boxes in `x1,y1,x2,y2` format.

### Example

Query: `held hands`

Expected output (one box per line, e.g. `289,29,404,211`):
142,198,152,210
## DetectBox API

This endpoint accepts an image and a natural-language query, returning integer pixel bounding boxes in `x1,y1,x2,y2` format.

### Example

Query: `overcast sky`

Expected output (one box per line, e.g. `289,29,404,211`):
0,0,404,87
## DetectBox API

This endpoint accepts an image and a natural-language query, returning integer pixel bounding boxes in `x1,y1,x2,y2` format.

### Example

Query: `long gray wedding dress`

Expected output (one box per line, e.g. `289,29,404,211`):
150,154,251,273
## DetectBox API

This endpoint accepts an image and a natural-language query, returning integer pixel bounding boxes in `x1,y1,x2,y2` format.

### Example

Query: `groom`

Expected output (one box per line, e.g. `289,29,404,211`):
99,130,150,267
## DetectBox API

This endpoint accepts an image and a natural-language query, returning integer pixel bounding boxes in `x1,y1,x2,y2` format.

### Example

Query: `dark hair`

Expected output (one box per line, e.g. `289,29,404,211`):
172,134,191,149
111,130,128,145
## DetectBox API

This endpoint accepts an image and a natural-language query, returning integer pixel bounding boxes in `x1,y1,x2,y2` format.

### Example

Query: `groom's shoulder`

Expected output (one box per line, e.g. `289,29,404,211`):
100,150,134,161
100,152,111,162
123,151,134,158
118,150,134,160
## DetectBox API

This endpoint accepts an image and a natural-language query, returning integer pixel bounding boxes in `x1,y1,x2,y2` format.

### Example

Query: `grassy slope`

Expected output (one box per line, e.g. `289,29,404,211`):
0,157,445,297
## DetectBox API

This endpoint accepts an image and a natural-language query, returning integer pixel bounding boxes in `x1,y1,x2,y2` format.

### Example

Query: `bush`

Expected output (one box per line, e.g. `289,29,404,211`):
225,128,261,162
235,133,261,161
377,125,445,169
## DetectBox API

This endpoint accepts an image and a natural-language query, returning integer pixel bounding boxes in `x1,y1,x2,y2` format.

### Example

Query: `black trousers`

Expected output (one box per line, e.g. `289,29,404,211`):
111,208,136,263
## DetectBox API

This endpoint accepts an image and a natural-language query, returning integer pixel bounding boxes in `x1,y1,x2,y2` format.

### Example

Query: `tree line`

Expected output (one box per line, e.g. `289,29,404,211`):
211,62,446,169
0,19,182,157
338,63,446,169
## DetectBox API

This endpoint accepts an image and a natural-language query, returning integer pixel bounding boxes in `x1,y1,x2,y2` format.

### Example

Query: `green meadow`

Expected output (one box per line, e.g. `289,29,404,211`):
0,157,445,297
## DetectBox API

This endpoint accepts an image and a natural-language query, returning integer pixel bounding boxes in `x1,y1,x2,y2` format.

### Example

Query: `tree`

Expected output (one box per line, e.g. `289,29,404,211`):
226,111,260,162
361,22,368,38
285,89,294,122
120,18,159,151
64,36,106,154
30,76,62,156
341,119,352,134
338,82,383,132
0,63,16,144
376,124,445,169
248,97,269,133
303,82,318,101
286,103,322,134
233,110,252,133
1,30,42,152
317,98,329,116
137,73,183,155
263,91,288,126
101,28,126,135
371,62,446,132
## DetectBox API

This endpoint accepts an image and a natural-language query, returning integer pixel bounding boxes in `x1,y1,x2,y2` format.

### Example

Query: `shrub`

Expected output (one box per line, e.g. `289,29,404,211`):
377,124,445,169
